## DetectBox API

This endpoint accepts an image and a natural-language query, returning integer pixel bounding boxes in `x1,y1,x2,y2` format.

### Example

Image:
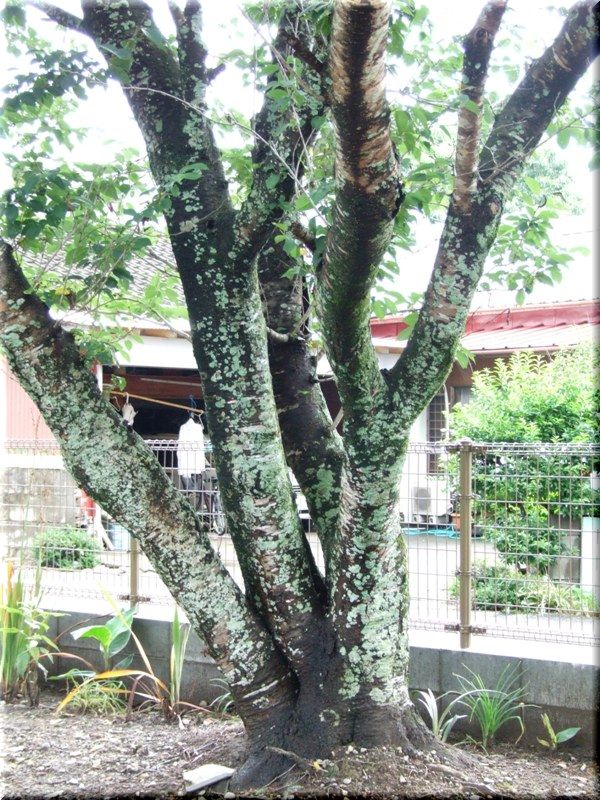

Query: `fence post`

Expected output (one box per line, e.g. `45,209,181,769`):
129,535,140,609
459,438,473,648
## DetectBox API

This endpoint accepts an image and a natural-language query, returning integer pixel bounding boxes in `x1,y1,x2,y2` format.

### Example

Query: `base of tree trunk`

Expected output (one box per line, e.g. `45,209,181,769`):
229,701,465,792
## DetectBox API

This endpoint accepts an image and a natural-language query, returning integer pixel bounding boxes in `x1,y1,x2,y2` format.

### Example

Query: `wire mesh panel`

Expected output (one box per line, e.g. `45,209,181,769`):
398,442,460,632
465,442,599,645
1,438,598,645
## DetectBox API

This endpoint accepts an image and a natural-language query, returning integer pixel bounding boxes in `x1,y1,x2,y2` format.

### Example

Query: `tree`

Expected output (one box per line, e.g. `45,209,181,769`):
0,0,596,789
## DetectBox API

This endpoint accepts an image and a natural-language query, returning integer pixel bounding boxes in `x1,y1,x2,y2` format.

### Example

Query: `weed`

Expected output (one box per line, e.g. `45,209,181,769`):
0,561,60,704
66,678,127,715
169,607,190,717
537,713,580,750
210,677,235,715
56,595,202,723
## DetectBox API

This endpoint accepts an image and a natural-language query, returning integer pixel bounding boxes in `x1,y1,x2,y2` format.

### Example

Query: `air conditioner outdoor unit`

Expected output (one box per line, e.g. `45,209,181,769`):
411,486,431,516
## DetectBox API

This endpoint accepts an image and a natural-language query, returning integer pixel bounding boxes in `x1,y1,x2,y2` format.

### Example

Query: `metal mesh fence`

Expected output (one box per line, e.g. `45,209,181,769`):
1,438,598,644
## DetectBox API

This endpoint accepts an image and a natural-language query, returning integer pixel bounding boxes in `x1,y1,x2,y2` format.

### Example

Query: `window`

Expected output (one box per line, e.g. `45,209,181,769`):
427,391,446,473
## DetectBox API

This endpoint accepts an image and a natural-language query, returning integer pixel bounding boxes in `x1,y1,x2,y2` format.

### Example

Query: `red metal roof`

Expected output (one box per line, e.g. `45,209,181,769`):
370,300,599,354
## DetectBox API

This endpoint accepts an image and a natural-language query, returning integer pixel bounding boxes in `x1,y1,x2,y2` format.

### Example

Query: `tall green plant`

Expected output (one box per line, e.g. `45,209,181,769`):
0,561,60,704
453,663,529,750
169,607,190,716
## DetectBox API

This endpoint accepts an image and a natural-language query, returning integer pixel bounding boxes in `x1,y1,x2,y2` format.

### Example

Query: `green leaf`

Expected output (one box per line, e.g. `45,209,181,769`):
265,173,279,190
2,4,26,27
71,625,112,651
460,96,480,115
555,727,580,743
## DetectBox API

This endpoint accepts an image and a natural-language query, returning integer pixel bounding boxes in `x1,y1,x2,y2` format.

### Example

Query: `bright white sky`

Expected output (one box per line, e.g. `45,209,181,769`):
2,1,597,307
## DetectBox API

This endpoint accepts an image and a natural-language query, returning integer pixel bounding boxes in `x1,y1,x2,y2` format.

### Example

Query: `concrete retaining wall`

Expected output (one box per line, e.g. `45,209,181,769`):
46,612,598,751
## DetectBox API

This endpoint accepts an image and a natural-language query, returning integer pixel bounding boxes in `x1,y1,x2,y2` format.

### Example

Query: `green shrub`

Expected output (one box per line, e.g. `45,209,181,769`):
34,527,100,570
449,346,600,521
483,506,565,575
450,562,599,615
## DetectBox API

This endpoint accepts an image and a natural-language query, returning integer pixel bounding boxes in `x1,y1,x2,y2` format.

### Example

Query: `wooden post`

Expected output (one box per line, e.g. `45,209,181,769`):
459,438,473,649
129,535,140,609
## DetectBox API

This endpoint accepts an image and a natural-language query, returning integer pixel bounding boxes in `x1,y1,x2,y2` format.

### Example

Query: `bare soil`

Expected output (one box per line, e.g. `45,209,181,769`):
1,692,597,799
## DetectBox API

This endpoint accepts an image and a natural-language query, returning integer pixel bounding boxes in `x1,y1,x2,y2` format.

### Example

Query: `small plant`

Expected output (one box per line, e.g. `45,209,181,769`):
34,527,100,570
210,677,235,715
65,678,127,715
169,607,190,717
56,596,198,722
0,561,60,704
453,663,529,750
70,606,136,671
537,713,580,750
416,688,465,742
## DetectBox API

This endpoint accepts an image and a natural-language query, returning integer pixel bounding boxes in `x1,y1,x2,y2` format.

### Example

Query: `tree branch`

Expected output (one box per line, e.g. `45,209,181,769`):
478,0,599,187
0,241,296,735
28,0,86,33
258,243,345,575
290,221,316,252
388,0,597,420
230,2,326,268
280,30,326,77
316,0,402,426
453,0,507,211
172,0,209,106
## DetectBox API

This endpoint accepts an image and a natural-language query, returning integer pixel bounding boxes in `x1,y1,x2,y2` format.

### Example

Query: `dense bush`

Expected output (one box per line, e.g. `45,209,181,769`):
448,346,599,584
450,345,599,445
450,562,599,616
449,345,599,521
34,527,100,570
483,506,565,575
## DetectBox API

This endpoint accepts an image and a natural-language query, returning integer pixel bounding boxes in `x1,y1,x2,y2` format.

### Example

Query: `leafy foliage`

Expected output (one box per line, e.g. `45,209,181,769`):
34,527,100,570
0,561,60,704
483,506,565,575
451,346,598,445
450,561,599,615
449,347,599,575
70,606,135,671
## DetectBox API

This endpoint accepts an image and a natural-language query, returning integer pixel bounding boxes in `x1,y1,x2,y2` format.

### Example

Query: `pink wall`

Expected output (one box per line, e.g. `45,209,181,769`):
1,358,55,442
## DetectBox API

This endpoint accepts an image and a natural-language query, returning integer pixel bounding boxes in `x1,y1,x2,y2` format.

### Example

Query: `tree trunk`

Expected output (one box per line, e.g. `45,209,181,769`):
1,0,596,791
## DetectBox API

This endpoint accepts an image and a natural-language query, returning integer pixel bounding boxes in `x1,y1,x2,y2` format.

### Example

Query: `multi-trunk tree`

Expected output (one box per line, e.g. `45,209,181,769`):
0,0,596,789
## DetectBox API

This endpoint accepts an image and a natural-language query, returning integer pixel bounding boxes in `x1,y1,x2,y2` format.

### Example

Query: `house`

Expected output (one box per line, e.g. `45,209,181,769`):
1,237,597,535
4,298,596,442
